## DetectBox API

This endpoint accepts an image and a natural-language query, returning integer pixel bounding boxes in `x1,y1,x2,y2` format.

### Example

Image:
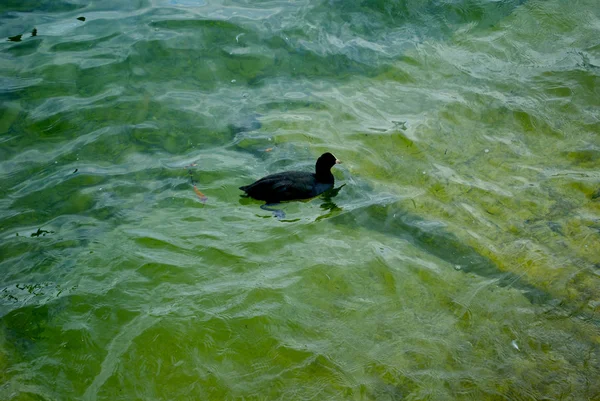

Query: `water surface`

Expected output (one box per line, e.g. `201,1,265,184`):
1,0,599,399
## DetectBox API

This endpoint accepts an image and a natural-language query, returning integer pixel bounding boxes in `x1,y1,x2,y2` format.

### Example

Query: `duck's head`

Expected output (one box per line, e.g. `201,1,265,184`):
315,152,341,175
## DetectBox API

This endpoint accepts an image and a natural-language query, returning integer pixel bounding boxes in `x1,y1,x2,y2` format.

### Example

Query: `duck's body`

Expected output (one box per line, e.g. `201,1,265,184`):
240,171,334,203
240,152,340,204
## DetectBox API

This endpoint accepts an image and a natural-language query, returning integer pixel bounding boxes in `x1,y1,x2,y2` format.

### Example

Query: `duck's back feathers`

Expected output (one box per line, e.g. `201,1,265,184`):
240,171,333,203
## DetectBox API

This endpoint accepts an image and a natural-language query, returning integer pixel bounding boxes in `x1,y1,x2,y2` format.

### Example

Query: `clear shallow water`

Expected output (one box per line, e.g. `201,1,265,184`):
1,0,599,399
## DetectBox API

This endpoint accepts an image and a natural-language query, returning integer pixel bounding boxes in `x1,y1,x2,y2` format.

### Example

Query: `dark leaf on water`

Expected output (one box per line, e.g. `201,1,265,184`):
8,34,22,42
77,17,86,21
73,168,78,174
31,228,54,237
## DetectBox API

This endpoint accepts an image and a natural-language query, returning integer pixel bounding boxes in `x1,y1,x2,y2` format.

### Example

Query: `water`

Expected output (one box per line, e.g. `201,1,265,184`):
1,0,599,399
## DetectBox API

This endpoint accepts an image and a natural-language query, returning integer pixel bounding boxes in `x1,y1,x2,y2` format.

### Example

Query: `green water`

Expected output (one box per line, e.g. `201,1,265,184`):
1,0,599,399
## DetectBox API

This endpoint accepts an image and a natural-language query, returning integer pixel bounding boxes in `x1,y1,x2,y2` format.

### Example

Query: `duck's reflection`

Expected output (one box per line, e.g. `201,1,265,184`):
316,184,345,221
238,183,346,220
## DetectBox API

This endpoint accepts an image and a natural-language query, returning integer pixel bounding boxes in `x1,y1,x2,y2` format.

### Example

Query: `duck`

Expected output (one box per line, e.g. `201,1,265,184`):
240,152,341,204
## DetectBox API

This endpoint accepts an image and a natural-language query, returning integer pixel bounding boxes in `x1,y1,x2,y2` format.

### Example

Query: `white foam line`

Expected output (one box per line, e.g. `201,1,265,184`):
83,313,158,401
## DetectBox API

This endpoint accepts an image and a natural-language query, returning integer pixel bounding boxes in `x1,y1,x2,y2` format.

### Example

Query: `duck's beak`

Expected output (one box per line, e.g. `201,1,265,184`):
335,159,342,164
